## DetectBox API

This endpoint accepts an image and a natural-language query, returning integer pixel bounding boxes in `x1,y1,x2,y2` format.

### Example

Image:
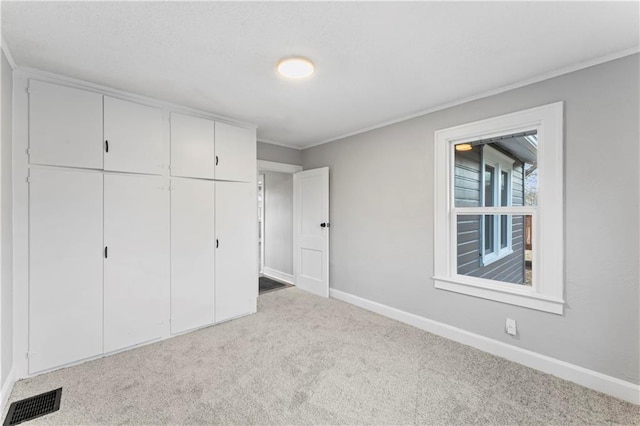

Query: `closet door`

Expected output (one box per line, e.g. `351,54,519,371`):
104,174,169,352
104,97,165,175
29,80,103,169
215,182,257,322
214,122,256,182
171,178,215,334
170,113,215,179
29,168,103,373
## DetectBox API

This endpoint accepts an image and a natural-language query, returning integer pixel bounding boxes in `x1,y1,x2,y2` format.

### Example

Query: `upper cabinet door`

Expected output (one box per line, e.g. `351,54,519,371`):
170,113,215,179
214,122,256,182
29,80,103,169
104,97,165,175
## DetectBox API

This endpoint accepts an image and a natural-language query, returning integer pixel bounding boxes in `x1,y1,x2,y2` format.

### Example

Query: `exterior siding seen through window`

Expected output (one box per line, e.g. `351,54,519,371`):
454,144,525,284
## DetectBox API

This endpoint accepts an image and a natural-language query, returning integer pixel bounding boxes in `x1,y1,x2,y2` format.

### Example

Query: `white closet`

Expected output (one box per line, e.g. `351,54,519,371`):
104,174,169,353
215,181,257,322
28,81,166,175
170,113,215,179
104,97,165,175
170,118,257,327
29,168,103,373
25,78,257,374
28,80,103,169
170,178,215,334
214,121,255,182
170,113,255,183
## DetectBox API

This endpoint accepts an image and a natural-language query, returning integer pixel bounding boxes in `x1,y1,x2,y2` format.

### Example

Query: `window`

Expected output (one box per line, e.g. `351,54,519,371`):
481,145,515,265
434,103,564,314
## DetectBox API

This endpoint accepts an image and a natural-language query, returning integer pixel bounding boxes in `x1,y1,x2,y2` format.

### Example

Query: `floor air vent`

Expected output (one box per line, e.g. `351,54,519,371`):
3,388,62,426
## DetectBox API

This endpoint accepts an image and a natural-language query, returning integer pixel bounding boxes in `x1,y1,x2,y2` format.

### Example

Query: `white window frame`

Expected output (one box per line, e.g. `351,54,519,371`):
434,102,564,315
481,145,515,265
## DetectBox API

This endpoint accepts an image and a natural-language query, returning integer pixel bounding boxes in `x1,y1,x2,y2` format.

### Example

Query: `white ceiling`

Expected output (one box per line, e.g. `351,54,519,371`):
2,2,639,149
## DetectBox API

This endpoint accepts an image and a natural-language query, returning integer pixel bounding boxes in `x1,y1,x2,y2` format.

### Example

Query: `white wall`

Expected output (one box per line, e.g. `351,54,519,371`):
262,171,293,277
257,141,301,165
1,49,14,392
302,54,640,385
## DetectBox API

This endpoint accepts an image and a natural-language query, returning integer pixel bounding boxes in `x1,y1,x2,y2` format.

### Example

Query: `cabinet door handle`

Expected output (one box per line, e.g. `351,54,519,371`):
105,140,109,153
215,155,219,166
104,246,108,258
216,239,219,248
320,223,330,228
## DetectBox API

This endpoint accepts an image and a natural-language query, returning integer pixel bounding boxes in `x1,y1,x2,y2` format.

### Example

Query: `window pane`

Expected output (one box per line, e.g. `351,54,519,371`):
500,171,509,206
485,133,538,207
453,133,537,208
484,214,494,253
484,165,495,207
524,214,533,286
456,214,481,273
457,214,532,286
525,165,538,206
453,144,481,207
500,215,508,248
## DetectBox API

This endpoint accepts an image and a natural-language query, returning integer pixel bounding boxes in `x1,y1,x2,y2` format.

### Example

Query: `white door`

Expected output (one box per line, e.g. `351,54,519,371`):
104,96,165,175
215,182,257,322
29,168,103,373
104,174,169,352
170,113,215,179
29,80,103,169
294,167,329,297
171,178,215,334
214,122,256,182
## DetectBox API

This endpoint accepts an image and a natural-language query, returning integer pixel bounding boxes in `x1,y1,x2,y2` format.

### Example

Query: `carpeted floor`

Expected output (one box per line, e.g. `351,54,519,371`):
4,288,639,425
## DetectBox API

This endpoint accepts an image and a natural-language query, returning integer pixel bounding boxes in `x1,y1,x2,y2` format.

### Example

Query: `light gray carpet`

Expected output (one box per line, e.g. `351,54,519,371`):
4,288,639,425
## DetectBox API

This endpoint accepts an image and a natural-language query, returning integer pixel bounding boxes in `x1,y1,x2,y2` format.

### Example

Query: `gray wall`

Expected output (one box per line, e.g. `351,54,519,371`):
257,141,302,165
262,171,293,276
302,54,639,384
1,49,13,388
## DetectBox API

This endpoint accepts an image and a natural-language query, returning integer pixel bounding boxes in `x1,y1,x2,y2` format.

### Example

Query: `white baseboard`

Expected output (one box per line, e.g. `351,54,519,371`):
1,368,16,414
330,288,640,405
263,267,294,285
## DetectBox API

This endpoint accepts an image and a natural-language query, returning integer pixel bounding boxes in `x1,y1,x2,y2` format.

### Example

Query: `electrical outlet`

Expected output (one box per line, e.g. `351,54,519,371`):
506,318,517,336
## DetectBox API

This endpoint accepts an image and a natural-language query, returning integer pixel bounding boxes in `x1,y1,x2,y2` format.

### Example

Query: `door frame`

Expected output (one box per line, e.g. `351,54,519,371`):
257,173,265,275
256,160,302,287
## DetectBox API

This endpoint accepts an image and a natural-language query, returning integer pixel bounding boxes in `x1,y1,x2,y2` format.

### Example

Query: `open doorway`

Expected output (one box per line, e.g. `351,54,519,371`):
257,161,302,294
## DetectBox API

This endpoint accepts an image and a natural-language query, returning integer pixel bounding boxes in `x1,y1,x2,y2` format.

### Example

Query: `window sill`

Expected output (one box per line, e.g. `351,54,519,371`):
433,275,564,314
482,248,513,266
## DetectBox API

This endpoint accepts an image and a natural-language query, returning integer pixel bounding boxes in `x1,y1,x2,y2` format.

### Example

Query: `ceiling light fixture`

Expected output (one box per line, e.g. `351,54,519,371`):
277,57,315,79
455,143,473,152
